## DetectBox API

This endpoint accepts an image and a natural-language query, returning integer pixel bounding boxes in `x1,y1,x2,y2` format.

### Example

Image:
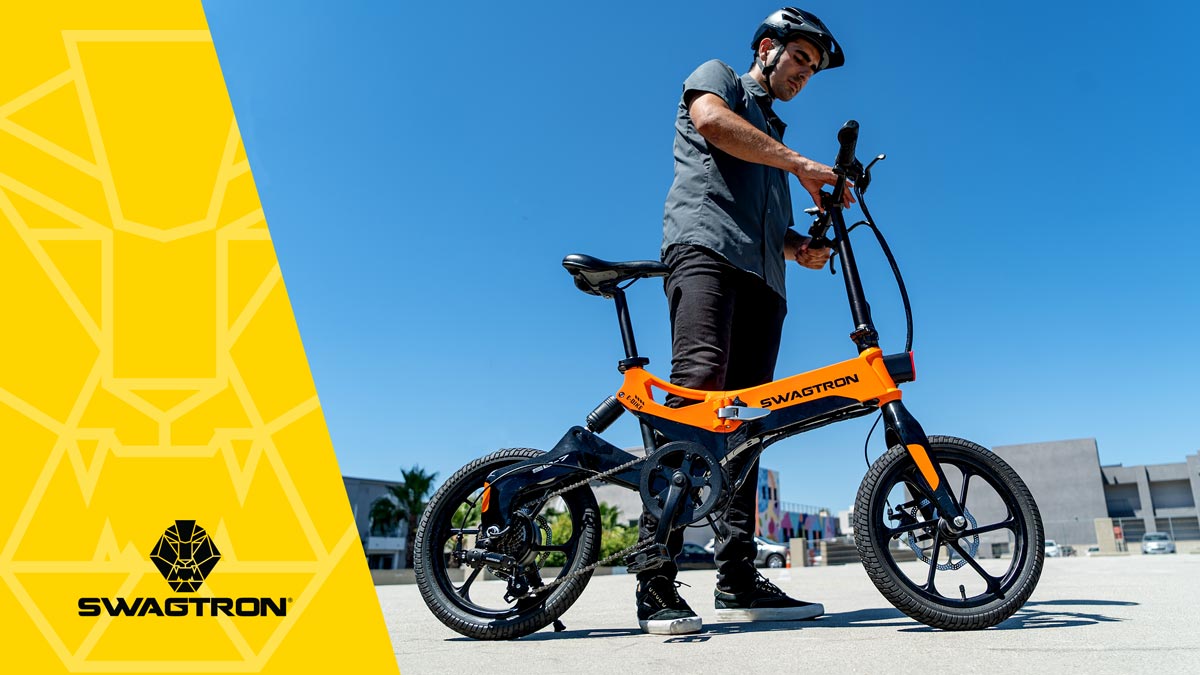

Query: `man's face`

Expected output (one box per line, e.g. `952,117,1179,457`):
760,38,822,101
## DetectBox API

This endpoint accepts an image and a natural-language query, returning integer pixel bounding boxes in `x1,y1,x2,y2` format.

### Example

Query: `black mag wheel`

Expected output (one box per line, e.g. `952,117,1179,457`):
413,448,600,640
854,436,1044,630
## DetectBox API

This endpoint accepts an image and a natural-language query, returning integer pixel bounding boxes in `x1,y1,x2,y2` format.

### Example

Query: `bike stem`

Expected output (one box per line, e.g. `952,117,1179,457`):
824,190,879,353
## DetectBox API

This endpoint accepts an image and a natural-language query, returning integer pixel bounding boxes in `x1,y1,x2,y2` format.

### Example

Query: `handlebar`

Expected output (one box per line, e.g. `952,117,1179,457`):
804,120,865,251
835,120,859,173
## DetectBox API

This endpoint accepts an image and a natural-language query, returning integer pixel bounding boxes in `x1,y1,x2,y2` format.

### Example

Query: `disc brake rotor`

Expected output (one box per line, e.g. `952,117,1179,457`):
898,499,979,571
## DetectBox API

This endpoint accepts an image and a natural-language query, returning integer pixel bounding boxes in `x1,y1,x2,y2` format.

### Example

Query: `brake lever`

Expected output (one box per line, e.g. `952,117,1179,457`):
858,154,886,194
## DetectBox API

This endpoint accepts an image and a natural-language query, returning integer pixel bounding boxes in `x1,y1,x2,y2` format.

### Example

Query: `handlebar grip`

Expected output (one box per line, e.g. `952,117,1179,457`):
835,120,859,171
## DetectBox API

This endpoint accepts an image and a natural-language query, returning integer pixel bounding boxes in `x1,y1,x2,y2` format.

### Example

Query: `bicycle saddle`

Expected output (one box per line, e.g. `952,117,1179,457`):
562,254,669,296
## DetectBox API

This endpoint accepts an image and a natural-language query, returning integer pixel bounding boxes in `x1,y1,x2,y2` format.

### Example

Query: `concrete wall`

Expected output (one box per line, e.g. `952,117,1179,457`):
1187,452,1200,520
990,438,1109,548
1102,456,1199,538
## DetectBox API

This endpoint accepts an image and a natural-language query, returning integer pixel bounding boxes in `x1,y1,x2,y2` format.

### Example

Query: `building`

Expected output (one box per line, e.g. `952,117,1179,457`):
343,476,408,569
947,439,1200,555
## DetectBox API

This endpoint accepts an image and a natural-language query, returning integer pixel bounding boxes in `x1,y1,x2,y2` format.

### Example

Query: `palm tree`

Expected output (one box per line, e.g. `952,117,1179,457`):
598,502,622,530
369,466,439,568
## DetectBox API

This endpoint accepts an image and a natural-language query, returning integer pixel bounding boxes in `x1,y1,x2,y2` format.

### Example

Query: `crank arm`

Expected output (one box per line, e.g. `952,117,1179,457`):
654,470,690,547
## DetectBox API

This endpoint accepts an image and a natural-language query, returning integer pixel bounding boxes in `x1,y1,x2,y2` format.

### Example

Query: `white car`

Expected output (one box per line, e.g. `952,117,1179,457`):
703,536,790,568
1141,532,1176,554
1045,540,1060,557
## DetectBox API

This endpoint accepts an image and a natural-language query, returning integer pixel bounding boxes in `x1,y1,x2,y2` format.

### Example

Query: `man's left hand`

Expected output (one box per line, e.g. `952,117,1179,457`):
791,237,831,270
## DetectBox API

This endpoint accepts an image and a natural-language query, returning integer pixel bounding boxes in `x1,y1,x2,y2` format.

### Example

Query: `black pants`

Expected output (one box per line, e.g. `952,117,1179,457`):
638,245,787,591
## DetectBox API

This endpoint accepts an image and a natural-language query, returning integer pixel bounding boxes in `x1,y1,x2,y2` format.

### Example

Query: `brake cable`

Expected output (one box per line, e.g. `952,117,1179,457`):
827,186,913,353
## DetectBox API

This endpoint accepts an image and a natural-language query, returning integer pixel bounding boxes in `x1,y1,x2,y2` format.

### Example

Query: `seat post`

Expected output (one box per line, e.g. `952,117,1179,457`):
610,287,639,359
608,286,656,454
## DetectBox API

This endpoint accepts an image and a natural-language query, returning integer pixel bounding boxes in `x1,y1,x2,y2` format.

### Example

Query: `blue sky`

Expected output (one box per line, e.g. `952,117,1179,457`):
203,1,1199,510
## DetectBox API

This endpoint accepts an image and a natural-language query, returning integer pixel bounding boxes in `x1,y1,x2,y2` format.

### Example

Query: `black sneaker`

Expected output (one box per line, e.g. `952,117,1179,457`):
714,573,824,621
636,576,702,635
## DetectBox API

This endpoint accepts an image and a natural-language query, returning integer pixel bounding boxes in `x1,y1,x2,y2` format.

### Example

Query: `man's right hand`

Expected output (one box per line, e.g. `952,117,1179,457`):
687,92,856,211
792,157,854,211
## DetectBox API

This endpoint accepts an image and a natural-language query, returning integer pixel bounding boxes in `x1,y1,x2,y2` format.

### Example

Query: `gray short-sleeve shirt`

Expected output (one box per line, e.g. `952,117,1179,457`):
662,59,795,299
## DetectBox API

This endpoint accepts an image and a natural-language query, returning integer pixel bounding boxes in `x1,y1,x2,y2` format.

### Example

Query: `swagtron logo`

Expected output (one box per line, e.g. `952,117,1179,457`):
78,520,289,617
151,520,221,592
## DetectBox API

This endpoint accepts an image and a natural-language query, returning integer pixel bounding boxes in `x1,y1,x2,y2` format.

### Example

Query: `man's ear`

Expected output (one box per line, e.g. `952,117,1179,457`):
755,37,777,63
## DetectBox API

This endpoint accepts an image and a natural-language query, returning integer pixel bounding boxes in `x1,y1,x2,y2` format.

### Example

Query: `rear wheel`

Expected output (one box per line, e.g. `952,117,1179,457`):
414,448,600,640
854,436,1043,630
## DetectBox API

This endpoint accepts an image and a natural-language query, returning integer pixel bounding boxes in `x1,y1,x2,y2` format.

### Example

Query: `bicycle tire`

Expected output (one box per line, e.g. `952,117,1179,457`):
414,448,600,640
854,436,1043,630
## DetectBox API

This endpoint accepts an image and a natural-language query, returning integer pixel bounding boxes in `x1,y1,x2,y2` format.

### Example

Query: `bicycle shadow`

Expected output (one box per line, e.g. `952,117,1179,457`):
833,599,1137,633
487,599,1137,642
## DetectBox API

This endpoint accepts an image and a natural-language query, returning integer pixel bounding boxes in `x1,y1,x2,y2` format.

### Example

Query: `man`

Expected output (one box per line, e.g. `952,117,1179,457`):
636,8,853,635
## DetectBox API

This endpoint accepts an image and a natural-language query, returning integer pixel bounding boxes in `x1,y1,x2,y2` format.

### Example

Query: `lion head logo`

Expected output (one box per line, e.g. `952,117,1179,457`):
150,520,221,592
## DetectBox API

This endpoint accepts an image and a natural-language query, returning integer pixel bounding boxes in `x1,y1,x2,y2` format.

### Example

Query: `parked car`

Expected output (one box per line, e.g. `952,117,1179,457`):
676,542,717,570
755,537,789,568
1086,545,1101,556
1059,545,1076,557
1141,532,1176,554
1045,540,1060,557
703,536,790,568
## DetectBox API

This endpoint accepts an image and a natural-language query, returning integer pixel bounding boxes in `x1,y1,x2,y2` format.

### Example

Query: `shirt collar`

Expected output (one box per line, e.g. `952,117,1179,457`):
741,72,787,136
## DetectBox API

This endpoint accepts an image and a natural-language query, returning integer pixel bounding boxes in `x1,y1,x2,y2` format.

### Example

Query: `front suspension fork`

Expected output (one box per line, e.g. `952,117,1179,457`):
881,400,964,523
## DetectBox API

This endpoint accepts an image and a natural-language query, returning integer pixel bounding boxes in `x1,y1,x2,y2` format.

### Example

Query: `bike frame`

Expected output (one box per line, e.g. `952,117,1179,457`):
480,126,965,540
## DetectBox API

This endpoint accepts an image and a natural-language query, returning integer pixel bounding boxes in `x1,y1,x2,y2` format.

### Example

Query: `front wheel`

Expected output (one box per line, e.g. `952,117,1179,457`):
414,448,601,640
854,436,1043,630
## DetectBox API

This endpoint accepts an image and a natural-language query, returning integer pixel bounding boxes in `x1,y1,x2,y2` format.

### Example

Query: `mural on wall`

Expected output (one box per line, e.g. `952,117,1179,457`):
756,468,782,540
754,467,840,543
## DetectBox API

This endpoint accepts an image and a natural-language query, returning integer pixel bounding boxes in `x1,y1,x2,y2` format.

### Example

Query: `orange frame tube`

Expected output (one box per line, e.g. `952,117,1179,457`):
616,346,901,433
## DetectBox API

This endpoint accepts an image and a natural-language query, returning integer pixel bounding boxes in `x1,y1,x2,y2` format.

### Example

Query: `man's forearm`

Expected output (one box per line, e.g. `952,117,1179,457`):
695,104,800,172
688,91,845,209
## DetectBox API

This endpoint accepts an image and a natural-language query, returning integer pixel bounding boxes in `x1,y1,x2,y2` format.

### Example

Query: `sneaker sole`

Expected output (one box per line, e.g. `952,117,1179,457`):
639,616,703,635
714,603,824,622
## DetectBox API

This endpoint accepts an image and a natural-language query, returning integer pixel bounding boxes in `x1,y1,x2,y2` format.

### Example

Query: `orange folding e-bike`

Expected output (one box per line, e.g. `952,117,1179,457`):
414,121,1043,640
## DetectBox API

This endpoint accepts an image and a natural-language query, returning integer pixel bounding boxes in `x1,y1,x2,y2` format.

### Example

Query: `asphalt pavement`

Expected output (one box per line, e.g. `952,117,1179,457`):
378,554,1199,675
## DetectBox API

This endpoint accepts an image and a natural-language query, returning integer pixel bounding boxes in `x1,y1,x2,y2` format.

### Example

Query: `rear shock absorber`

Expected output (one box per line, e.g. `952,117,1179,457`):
586,396,625,433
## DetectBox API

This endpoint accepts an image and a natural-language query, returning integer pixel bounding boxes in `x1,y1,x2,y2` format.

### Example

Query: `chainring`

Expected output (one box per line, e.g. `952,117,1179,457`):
638,441,726,525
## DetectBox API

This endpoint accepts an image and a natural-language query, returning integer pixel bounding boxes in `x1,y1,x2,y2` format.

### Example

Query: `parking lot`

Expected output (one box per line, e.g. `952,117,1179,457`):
379,554,1199,674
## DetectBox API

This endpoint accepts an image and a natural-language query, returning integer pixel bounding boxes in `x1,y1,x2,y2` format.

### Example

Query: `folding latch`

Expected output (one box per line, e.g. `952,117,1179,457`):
716,405,770,420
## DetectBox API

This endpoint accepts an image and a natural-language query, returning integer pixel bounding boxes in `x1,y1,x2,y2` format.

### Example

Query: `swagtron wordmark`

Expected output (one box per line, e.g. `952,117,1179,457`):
760,373,860,407
76,520,288,618
414,121,1044,640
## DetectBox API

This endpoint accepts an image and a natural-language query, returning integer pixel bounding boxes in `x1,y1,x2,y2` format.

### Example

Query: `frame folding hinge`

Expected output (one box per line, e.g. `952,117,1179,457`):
850,324,879,346
716,397,771,420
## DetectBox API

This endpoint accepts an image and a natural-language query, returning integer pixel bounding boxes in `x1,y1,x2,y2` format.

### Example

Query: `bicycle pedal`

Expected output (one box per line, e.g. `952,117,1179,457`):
625,544,671,574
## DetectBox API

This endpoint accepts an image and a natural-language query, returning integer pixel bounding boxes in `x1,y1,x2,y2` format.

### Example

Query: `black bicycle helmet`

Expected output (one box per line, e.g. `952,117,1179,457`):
751,7,844,71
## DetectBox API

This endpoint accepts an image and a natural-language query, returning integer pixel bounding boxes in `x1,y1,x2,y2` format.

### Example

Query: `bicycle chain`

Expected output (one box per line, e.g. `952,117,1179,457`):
515,451,696,598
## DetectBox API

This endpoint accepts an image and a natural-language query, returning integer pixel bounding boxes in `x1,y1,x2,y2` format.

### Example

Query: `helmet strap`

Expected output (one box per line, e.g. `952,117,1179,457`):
757,42,787,101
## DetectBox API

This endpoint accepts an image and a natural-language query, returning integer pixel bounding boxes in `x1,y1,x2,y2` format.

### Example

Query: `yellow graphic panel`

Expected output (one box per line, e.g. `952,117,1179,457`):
0,3,398,673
